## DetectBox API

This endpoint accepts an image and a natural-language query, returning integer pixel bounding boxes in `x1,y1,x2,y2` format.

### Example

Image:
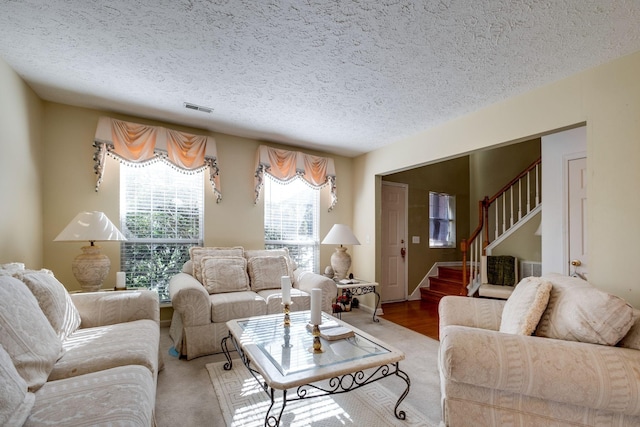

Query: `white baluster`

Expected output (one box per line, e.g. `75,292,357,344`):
518,179,522,220
510,187,514,227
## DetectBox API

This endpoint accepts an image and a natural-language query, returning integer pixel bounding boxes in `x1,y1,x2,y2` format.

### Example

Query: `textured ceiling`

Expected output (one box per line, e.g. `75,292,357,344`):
2,1,640,157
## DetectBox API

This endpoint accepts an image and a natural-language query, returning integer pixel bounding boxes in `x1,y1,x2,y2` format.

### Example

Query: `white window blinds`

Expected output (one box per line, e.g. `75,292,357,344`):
264,175,320,273
120,162,204,301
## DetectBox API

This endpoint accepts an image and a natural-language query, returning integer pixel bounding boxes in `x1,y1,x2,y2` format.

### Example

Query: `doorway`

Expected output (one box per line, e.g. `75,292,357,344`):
381,182,408,302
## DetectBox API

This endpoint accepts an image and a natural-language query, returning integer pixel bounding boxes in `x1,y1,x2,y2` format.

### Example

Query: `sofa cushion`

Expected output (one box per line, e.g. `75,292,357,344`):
0,344,35,427
499,277,552,335
210,291,267,323
200,256,250,294
189,246,244,283
535,273,634,345
247,255,289,291
26,365,155,427
48,319,159,381
18,269,81,341
0,276,63,392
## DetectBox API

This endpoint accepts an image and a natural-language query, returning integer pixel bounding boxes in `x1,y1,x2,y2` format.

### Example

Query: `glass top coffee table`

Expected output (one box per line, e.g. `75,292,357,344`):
221,310,410,426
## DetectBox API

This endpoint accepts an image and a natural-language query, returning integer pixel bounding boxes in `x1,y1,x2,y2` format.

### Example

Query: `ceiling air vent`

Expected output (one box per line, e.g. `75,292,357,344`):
183,102,213,114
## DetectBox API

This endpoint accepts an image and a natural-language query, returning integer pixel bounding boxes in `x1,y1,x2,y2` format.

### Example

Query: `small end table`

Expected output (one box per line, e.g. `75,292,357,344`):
334,280,380,322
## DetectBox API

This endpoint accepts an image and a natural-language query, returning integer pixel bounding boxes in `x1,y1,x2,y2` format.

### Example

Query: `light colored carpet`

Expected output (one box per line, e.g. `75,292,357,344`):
155,309,442,427
206,360,433,427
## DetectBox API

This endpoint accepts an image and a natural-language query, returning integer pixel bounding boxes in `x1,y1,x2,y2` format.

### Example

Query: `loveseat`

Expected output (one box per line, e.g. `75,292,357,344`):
0,263,161,426
169,246,337,360
169,246,337,359
439,273,640,426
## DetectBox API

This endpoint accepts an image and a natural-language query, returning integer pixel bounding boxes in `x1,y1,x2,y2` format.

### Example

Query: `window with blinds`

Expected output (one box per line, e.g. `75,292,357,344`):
120,162,204,301
429,191,456,248
264,175,320,273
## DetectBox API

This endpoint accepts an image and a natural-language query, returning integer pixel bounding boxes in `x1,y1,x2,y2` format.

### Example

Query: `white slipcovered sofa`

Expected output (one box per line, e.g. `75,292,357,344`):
0,263,161,427
439,273,640,426
169,247,337,359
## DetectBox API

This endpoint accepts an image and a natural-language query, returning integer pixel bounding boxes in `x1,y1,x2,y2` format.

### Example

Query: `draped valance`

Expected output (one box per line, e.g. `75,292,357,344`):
93,117,221,202
254,145,337,211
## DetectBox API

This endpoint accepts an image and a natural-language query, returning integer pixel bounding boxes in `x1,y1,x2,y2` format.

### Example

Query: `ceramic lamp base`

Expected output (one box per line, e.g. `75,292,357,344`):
330,246,351,280
72,245,110,292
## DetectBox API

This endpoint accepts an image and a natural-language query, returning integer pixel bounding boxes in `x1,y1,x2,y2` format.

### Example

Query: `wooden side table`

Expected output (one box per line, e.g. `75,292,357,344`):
334,280,380,322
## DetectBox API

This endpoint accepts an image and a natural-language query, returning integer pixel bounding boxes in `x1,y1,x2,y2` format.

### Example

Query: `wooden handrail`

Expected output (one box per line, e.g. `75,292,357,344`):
487,157,541,205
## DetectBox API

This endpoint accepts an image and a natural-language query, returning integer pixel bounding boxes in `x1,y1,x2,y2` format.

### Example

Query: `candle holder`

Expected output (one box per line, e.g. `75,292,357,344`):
309,324,324,353
282,302,291,327
282,325,292,349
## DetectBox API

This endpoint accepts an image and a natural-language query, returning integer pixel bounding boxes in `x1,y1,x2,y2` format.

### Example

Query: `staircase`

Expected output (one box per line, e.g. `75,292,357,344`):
419,157,542,301
421,266,465,303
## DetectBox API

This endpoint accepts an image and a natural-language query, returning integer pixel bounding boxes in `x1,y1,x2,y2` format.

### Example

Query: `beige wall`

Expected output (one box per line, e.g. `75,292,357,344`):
39,104,354,292
0,57,43,266
354,51,640,308
383,156,470,295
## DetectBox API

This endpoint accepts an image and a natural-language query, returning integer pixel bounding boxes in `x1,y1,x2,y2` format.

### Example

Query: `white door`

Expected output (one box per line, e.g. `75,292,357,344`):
381,182,407,302
568,156,588,279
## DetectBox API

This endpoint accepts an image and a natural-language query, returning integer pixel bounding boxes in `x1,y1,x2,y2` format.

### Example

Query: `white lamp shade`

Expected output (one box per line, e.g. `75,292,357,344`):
54,211,126,242
321,224,360,246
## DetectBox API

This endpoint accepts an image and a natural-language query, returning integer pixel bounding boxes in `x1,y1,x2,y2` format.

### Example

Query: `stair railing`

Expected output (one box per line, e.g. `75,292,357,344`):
460,157,541,295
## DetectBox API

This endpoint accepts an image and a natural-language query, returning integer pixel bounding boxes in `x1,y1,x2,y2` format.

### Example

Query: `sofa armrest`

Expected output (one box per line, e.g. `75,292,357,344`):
70,289,159,328
168,272,212,326
438,295,505,337
294,270,337,313
440,325,640,416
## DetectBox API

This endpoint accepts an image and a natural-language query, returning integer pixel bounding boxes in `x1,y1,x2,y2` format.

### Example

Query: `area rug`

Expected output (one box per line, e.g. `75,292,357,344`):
206,361,435,427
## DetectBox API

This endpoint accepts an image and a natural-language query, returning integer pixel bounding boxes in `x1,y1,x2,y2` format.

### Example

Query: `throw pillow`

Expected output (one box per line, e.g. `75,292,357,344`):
0,276,63,392
618,309,640,350
18,269,81,341
535,273,635,345
0,344,35,426
200,256,250,294
245,248,295,280
499,277,552,335
0,262,25,276
486,255,517,286
247,256,289,291
189,246,244,283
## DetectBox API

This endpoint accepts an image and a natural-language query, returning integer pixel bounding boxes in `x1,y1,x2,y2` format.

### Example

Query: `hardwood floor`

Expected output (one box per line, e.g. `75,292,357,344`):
380,299,440,341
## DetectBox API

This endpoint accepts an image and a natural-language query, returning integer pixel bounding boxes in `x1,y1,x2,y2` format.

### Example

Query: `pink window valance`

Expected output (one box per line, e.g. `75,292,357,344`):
93,117,221,202
254,145,337,211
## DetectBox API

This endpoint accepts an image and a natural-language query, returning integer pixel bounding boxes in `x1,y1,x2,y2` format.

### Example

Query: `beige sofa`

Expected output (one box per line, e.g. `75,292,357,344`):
439,273,640,426
0,264,160,427
169,247,337,359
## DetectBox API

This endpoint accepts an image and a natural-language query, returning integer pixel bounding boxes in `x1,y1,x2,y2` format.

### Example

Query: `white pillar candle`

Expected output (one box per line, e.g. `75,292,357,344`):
281,276,292,304
116,272,126,288
310,288,322,325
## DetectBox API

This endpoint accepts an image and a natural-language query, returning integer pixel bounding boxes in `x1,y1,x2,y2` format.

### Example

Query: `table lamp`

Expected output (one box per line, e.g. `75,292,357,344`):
321,224,360,280
54,211,127,292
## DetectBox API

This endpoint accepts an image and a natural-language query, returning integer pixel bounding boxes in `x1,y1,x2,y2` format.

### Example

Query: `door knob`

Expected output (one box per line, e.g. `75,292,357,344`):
570,259,582,267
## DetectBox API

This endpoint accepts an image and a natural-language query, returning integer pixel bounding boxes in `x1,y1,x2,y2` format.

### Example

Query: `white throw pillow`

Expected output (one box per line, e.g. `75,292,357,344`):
0,344,35,426
247,256,289,291
0,276,63,392
500,277,552,335
189,246,244,283
245,248,295,279
535,273,634,345
200,256,250,294
18,269,81,341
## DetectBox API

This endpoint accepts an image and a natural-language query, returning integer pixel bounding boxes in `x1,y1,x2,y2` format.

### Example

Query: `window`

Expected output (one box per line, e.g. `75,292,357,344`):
264,175,320,272
429,191,456,248
120,162,204,301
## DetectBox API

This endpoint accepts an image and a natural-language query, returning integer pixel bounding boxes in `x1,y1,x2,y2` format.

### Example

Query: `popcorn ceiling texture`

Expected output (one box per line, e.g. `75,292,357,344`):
1,1,640,156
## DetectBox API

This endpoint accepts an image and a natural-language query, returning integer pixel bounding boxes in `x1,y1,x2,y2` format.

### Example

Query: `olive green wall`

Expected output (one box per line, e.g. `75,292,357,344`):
383,156,470,295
